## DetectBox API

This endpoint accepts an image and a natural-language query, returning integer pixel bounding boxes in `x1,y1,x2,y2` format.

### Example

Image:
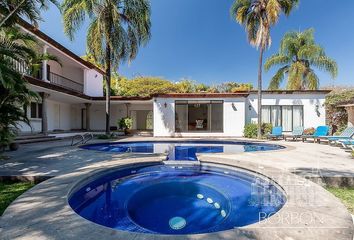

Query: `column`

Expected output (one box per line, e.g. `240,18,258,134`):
40,92,50,135
85,103,91,131
42,45,49,81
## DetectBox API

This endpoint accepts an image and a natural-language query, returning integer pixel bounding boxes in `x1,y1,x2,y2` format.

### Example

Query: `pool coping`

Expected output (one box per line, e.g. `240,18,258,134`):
0,155,353,240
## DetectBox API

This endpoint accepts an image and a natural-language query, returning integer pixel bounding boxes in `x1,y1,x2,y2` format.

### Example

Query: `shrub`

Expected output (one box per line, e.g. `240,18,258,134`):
96,134,111,139
352,151,354,158
334,125,347,136
262,123,273,136
244,123,258,138
304,127,315,135
118,117,133,130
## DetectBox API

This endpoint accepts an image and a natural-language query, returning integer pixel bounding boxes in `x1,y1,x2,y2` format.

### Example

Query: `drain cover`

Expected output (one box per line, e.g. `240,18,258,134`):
169,217,186,230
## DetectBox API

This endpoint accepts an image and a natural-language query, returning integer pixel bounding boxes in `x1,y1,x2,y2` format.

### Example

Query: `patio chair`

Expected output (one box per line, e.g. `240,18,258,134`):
337,139,354,150
284,126,304,141
267,126,284,140
319,126,354,145
301,126,330,143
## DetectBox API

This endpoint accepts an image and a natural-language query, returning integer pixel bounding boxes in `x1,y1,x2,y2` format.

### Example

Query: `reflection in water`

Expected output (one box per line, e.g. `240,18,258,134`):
81,141,284,161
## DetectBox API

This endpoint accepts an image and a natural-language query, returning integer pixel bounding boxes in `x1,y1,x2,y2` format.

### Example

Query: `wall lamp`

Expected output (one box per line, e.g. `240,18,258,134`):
164,102,168,108
232,103,237,111
248,105,252,111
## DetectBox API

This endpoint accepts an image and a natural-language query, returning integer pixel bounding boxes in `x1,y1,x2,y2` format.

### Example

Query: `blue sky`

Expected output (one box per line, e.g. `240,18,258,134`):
40,0,354,88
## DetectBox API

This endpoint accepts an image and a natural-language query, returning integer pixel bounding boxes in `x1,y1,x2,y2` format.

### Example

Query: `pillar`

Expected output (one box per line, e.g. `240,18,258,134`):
85,103,91,131
42,45,49,81
40,92,49,135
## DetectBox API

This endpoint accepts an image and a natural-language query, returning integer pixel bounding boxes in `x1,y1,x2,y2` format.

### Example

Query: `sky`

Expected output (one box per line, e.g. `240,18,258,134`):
39,0,354,88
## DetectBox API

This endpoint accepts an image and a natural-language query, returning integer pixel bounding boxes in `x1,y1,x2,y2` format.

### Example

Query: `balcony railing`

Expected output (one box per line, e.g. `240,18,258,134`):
48,72,84,93
9,59,84,94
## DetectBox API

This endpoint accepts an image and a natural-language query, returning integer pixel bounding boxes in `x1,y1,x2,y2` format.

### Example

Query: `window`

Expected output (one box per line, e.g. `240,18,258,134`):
261,105,303,132
30,102,43,119
175,100,224,132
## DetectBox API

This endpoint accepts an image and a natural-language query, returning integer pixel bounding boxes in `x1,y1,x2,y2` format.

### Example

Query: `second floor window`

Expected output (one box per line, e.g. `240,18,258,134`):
30,102,43,119
261,105,303,132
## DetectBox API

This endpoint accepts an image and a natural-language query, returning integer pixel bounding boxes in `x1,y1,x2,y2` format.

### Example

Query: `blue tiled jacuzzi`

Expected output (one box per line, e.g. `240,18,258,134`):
69,163,286,235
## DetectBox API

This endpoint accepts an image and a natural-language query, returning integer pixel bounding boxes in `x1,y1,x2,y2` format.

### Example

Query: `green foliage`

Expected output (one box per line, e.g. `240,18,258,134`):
118,77,179,97
0,27,40,147
244,123,258,138
0,0,59,27
96,134,111,140
230,0,299,49
334,125,347,136
303,127,315,135
113,76,254,97
326,187,354,214
265,29,338,90
262,123,273,136
118,117,133,130
244,123,273,138
0,181,35,215
325,89,354,129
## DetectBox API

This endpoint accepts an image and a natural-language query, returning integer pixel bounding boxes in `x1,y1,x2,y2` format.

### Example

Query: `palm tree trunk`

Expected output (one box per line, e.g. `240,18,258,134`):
257,46,264,139
105,45,111,135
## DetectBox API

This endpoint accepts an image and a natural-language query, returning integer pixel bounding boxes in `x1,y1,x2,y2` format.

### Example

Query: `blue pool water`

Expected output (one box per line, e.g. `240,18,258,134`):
80,141,284,160
69,164,286,234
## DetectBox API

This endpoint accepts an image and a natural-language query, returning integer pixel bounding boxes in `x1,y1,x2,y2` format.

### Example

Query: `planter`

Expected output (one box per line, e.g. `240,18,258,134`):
9,142,19,151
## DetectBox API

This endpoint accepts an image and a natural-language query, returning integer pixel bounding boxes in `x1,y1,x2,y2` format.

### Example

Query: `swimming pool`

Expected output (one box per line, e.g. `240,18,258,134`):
81,141,284,160
69,163,286,235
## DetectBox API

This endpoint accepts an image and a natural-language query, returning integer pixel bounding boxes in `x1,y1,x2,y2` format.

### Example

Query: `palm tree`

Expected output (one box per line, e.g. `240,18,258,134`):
230,0,299,139
62,0,151,135
0,27,38,146
0,0,59,27
265,29,338,90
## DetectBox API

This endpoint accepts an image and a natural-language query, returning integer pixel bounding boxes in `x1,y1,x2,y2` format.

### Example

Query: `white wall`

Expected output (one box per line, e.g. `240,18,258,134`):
153,98,246,137
84,69,104,97
19,100,76,133
246,93,327,129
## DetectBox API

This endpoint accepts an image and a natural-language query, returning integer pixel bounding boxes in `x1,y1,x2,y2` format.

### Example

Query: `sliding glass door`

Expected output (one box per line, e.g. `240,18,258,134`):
175,100,224,132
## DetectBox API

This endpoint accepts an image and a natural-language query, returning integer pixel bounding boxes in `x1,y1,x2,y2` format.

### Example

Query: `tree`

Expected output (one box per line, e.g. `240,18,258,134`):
118,77,179,97
0,27,38,146
265,29,338,90
0,0,59,27
62,0,151,135
230,0,298,138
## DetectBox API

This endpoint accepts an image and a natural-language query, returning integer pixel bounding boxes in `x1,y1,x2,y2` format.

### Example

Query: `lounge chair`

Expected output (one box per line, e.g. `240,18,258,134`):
267,126,284,140
319,126,354,145
284,126,304,141
301,126,330,143
337,139,354,150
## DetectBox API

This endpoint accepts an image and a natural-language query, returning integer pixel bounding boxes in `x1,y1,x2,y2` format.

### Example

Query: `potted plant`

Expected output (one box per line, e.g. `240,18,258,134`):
118,117,133,135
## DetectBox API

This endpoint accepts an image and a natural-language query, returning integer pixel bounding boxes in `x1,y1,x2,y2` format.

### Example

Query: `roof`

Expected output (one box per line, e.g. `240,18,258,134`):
18,19,105,75
153,93,249,98
248,90,332,94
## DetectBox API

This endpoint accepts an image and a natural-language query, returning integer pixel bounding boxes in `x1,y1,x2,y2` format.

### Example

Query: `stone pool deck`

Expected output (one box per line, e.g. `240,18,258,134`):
0,137,354,239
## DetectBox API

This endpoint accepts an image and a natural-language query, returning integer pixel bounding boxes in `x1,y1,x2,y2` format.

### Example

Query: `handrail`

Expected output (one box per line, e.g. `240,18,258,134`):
49,72,84,93
71,133,93,146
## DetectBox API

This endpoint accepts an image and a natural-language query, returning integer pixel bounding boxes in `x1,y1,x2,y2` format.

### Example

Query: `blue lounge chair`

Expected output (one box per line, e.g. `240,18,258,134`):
320,126,354,144
284,126,304,141
302,126,330,143
267,127,283,140
337,139,354,150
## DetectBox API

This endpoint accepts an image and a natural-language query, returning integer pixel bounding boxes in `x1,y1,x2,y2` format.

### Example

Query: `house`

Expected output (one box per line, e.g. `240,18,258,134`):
16,21,330,137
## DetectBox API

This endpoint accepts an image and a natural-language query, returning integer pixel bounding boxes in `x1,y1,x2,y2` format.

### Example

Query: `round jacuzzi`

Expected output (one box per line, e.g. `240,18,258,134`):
69,163,286,235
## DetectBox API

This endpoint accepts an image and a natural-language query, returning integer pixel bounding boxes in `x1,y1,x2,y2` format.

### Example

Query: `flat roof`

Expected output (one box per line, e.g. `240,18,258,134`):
18,19,105,75
153,93,250,98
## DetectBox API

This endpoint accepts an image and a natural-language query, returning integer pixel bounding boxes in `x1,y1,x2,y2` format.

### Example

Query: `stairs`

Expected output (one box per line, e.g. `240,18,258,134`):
15,134,62,144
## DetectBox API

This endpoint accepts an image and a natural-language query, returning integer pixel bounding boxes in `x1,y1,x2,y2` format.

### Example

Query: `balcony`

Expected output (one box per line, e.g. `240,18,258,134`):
48,72,84,93
11,59,84,94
